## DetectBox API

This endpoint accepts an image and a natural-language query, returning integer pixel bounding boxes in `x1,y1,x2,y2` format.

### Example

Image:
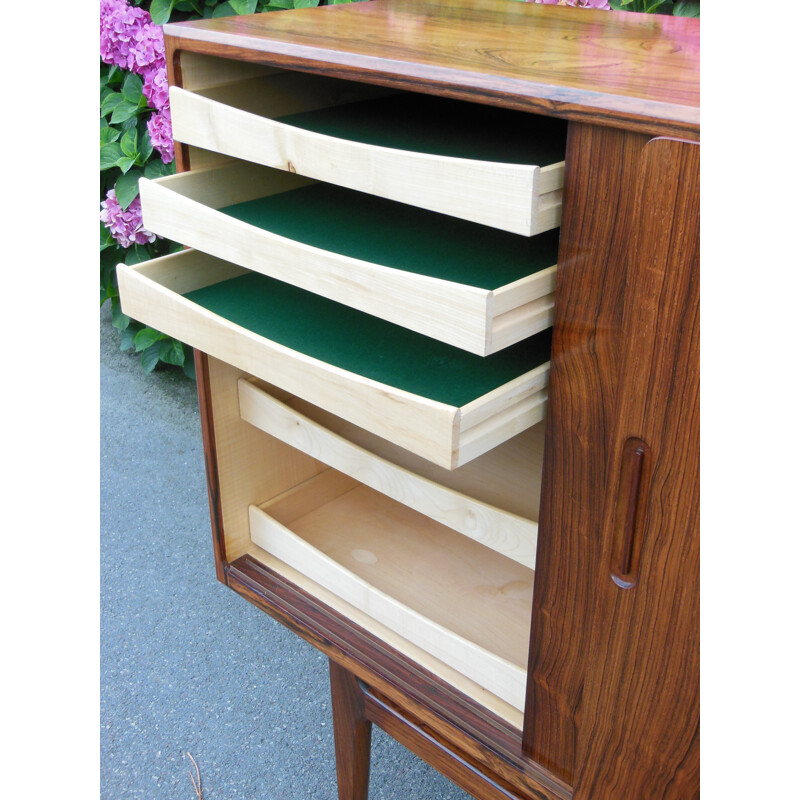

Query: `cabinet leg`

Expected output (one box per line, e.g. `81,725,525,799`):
329,659,372,800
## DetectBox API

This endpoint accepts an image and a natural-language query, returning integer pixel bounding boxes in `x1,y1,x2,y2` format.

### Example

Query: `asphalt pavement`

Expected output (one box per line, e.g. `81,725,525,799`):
99,303,472,799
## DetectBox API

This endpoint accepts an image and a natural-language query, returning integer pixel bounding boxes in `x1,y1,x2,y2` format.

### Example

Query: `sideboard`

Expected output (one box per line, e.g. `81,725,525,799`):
117,1,699,797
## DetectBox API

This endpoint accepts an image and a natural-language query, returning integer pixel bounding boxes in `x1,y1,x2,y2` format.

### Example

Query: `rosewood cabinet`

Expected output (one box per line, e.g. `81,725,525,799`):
117,2,699,798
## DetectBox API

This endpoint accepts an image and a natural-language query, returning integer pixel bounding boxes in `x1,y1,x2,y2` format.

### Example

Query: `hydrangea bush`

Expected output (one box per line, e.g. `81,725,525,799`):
100,0,366,377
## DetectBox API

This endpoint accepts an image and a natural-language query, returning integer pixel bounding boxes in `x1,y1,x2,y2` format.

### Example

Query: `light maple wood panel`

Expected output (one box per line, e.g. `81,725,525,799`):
117,249,550,469
170,74,564,235
138,160,557,355
202,357,328,563
238,378,540,568
255,382,547,523
249,474,534,711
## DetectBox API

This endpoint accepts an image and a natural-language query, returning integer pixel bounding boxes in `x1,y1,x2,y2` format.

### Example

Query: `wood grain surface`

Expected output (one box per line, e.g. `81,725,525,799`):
573,137,699,800
164,0,699,139
523,122,650,782
330,660,373,800
523,125,699,799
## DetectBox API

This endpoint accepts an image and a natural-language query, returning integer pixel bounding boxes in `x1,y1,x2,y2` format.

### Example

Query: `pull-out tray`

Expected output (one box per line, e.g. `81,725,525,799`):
139,160,559,355
248,470,533,711
170,77,566,235
117,250,551,469
238,378,542,569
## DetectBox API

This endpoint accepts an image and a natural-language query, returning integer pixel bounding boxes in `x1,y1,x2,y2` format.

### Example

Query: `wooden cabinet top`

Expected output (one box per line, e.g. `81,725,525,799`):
164,0,699,139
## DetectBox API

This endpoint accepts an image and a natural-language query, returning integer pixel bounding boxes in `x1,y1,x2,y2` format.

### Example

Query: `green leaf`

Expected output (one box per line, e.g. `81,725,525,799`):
230,0,257,12
108,65,122,84
212,1,236,16
110,100,141,124
124,244,153,266
150,0,176,25
115,170,142,210
120,128,138,158
135,327,168,352
144,159,175,179
672,0,699,16
138,127,154,164
294,0,320,7
182,349,196,380
158,338,185,366
119,326,138,352
101,91,124,117
141,343,162,372
100,222,116,251
122,72,144,103
111,301,131,331
101,142,124,171
101,124,122,145
116,156,136,174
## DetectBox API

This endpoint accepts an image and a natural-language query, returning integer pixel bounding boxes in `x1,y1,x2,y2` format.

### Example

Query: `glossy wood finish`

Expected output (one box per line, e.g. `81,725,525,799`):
523,125,699,793
572,137,699,800
330,660,372,800
194,350,228,583
163,0,699,140
364,685,529,800
523,122,648,781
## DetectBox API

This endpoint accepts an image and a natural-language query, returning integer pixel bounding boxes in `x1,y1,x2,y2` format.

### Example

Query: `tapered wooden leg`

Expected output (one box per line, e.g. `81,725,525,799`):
329,660,372,800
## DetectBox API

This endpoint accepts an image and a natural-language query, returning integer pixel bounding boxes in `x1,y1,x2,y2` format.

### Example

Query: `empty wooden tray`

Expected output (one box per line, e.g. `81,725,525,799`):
249,473,535,711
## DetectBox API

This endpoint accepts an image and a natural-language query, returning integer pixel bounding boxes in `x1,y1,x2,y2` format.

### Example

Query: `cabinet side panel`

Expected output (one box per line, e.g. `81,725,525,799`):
523,124,650,781
573,138,699,800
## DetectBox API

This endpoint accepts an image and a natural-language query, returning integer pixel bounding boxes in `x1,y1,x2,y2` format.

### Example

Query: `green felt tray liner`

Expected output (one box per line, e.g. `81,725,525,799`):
221,184,560,291
277,94,568,167
184,272,552,408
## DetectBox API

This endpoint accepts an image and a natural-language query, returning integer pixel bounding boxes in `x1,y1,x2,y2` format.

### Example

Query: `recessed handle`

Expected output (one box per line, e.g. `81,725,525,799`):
611,437,651,589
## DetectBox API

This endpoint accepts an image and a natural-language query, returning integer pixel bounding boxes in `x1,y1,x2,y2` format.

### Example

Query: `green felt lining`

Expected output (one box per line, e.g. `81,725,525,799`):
221,184,560,291
277,94,568,167
184,272,552,408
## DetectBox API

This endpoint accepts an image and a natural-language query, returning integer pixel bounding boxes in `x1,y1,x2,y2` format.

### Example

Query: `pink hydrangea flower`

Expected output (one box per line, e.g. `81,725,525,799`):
147,109,175,164
142,65,170,113
533,0,611,8
100,189,157,247
130,22,165,73
100,0,166,75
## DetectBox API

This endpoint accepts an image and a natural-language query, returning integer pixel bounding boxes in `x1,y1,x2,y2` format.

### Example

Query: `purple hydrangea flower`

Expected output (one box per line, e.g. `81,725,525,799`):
130,22,165,74
100,189,157,247
142,65,170,113
147,109,175,164
100,0,166,75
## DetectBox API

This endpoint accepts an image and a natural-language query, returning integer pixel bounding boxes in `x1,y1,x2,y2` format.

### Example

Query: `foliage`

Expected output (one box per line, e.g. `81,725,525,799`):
608,0,699,15
100,0,364,378
532,0,699,13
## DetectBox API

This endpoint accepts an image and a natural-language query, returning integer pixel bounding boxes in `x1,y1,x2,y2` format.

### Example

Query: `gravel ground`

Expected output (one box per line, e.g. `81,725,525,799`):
99,303,472,799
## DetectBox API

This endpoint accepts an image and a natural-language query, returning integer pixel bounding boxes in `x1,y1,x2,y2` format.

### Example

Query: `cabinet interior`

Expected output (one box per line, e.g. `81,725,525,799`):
165,49,564,729
206,356,545,723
